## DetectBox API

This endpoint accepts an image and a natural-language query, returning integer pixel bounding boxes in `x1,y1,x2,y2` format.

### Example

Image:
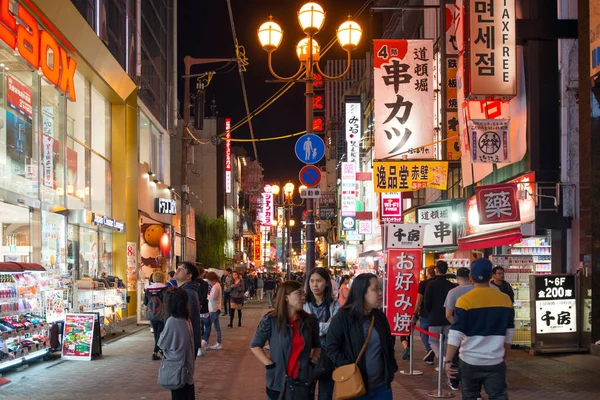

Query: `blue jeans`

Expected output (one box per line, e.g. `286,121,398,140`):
419,316,431,352
203,312,222,344
354,384,392,400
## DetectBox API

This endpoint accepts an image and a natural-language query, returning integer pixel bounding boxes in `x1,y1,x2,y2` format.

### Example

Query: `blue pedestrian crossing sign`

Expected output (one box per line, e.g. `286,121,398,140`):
295,133,325,164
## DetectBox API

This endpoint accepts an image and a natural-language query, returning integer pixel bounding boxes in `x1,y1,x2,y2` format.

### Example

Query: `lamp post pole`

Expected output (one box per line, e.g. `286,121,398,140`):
257,2,362,276
304,36,316,276
286,206,292,280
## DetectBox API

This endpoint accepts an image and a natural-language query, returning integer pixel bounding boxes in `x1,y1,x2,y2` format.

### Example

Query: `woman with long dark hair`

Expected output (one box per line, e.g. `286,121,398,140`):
326,273,398,400
251,280,321,400
303,268,340,400
228,271,245,328
157,288,195,400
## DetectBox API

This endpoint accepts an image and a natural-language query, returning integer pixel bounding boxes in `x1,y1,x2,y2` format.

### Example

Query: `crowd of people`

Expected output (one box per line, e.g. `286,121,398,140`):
144,259,514,400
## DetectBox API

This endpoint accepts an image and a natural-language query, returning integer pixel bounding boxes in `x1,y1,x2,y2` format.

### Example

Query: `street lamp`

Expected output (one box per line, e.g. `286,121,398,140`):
270,182,305,279
258,2,361,276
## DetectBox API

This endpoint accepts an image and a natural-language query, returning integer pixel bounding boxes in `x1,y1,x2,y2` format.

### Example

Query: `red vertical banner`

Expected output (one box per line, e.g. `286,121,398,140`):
385,248,422,336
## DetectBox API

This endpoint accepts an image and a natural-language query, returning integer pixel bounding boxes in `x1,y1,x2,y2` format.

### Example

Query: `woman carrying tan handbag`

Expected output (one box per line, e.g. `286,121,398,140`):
326,273,398,400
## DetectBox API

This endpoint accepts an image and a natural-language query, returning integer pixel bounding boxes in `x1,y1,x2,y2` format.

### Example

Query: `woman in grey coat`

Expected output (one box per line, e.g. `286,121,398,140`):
158,288,195,400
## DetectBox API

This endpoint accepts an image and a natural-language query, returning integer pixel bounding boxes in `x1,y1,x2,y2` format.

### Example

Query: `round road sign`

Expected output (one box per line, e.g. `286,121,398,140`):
299,165,321,188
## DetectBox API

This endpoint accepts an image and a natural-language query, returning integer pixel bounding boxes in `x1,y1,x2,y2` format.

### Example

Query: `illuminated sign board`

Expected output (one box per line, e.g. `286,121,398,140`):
155,198,176,215
0,0,77,100
225,118,231,194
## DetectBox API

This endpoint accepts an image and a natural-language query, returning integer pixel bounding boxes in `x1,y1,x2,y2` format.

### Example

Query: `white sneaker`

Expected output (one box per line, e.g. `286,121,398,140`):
209,343,223,350
265,344,271,350
197,348,206,357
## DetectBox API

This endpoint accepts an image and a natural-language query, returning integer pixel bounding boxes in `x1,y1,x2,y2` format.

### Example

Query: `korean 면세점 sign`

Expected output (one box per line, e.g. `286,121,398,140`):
475,183,520,225
373,161,449,192
373,39,434,160
386,224,424,249
465,0,516,99
386,249,422,336
469,119,510,163
417,205,455,247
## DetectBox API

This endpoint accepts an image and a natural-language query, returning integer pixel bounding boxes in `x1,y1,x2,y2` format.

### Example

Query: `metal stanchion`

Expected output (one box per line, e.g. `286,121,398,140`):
427,333,454,398
400,326,423,376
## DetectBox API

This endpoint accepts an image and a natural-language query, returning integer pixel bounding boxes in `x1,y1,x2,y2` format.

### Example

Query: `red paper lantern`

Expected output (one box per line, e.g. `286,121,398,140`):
160,233,170,257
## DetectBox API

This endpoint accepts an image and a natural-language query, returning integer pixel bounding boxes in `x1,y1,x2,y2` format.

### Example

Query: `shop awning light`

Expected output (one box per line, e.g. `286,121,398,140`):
148,171,155,177
153,179,160,184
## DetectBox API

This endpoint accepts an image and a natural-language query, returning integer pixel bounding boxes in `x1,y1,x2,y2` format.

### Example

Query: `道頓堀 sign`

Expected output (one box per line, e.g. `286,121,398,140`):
475,183,520,225
373,40,434,160
417,205,455,247
386,224,424,249
386,249,422,335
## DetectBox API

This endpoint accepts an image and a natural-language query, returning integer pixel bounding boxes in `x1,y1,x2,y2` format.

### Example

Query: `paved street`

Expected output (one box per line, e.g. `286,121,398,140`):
1,301,599,400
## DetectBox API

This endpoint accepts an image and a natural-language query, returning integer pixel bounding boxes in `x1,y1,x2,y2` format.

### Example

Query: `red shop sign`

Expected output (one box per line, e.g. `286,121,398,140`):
0,0,77,100
385,248,422,336
475,183,520,225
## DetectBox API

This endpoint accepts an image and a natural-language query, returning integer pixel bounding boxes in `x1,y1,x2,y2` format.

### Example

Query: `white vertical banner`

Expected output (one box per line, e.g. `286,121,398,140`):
42,106,54,188
374,39,434,160
341,162,356,217
345,101,361,166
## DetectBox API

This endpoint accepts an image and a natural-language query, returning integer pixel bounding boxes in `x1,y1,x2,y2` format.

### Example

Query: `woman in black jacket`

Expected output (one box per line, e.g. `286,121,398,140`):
326,273,398,399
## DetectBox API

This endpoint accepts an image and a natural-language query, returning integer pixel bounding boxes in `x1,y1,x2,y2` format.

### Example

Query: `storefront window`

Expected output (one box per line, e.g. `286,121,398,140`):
99,231,113,277
40,81,66,206
150,124,163,179
91,153,111,215
41,211,67,272
0,61,39,198
79,226,98,278
0,202,32,262
66,139,89,209
67,72,90,146
91,87,111,159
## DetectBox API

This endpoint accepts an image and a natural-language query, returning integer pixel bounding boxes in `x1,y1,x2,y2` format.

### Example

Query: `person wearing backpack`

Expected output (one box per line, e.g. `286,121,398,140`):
144,270,168,360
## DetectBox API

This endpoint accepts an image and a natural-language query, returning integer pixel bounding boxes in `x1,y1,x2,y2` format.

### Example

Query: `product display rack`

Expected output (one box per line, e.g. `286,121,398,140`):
492,236,552,347
0,264,54,371
74,280,126,337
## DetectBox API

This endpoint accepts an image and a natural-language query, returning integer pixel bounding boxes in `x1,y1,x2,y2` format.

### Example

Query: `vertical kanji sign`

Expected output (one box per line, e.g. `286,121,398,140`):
374,40,434,159
386,249,422,336
475,183,520,224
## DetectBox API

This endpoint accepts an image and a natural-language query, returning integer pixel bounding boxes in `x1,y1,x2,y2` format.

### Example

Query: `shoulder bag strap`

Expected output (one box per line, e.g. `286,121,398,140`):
355,315,375,364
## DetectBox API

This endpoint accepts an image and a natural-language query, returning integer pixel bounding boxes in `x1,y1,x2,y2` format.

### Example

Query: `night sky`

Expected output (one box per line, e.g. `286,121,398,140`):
178,0,371,184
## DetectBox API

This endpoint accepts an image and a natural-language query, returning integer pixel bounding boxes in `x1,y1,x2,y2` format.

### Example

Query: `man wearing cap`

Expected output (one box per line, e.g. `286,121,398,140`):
445,258,514,400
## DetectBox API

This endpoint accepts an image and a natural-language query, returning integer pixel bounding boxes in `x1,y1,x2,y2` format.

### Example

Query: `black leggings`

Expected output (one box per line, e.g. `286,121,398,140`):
150,320,165,353
171,383,195,400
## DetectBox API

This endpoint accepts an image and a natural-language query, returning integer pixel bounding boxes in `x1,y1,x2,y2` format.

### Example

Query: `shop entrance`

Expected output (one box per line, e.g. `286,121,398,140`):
0,202,31,263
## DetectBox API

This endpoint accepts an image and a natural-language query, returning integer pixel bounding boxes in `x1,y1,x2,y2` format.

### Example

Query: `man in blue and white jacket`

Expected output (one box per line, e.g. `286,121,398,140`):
444,258,514,400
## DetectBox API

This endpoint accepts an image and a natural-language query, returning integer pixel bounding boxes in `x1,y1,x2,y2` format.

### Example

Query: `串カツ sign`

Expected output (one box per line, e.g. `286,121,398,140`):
0,0,77,100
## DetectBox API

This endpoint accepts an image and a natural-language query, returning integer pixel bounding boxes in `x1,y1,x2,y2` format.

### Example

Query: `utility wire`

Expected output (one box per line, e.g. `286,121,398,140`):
226,0,259,161
209,0,374,141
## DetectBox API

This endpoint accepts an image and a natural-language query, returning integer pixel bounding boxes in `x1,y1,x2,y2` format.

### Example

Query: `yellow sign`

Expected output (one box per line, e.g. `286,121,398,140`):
373,161,449,193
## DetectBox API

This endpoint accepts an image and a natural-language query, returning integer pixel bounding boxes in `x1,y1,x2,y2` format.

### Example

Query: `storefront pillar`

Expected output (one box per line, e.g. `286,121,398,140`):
111,92,138,318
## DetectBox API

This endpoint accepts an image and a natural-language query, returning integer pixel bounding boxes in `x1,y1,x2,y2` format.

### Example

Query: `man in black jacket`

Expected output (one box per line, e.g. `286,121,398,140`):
174,262,202,358
490,266,515,303
424,260,457,363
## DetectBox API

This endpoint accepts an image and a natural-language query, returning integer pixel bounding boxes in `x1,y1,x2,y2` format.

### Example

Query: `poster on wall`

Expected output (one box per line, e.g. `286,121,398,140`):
373,39,434,160
385,249,422,335
6,75,32,120
126,242,137,291
61,313,95,360
140,224,165,279
469,119,510,163
6,111,32,178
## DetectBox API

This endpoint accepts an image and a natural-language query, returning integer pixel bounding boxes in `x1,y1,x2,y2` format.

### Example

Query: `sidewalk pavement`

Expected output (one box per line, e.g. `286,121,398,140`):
1,301,599,399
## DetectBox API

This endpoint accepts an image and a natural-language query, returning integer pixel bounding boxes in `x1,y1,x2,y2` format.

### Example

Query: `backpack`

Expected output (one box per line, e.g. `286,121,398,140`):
146,292,164,321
